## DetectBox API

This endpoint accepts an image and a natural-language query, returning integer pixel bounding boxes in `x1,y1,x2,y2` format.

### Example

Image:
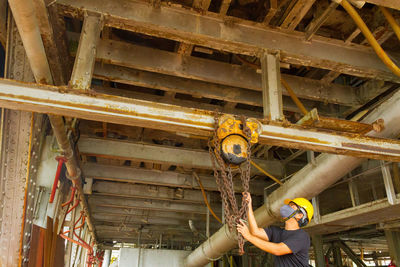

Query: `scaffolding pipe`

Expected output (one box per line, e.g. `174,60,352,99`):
7,0,97,243
184,88,400,266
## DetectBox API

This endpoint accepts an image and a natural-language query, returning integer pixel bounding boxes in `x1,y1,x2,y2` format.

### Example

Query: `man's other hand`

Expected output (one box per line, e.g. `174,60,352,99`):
243,192,252,207
237,220,251,240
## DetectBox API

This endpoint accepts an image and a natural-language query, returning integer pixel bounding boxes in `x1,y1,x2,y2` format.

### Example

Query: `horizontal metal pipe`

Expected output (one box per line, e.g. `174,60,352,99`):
184,88,400,266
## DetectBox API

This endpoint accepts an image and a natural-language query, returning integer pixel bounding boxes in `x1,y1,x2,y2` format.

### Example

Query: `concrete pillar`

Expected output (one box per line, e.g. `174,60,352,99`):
102,250,111,267
385,230,400,265
312,235,325,267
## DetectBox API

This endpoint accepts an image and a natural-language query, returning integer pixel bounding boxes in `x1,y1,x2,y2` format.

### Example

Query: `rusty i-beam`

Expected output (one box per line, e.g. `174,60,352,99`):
0,79,400,161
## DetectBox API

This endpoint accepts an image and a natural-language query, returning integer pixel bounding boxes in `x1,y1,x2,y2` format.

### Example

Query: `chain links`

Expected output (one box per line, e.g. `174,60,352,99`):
208,114,252,255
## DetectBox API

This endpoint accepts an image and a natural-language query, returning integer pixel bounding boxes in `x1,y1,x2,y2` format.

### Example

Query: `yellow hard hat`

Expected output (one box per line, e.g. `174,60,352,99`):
284,198,314,224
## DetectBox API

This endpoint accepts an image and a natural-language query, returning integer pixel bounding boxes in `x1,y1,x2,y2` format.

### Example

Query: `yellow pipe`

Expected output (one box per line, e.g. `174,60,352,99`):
340,0,400,77
193,172,222,224
250,160,283,185
379,6,400,42
281,79,308,116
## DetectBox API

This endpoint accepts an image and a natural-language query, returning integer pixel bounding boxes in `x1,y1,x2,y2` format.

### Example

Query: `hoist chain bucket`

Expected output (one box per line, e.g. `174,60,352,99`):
216,115,262,166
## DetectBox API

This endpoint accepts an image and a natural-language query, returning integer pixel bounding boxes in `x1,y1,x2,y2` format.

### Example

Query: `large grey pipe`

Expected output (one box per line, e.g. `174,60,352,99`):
184,89,400,266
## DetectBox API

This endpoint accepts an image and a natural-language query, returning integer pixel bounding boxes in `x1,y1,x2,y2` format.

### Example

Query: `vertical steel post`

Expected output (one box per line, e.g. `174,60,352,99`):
380,161,397,205
312,235,325,267
102,250,111,267
333,245,343,267
69,11,103,90
385,230,400,265
348,178,360,207
260,51,283,121
311,196,320,224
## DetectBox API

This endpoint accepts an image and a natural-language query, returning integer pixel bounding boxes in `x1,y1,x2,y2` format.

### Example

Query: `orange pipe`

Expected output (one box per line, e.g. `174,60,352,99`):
341,0,400,77
62,186,76,207
193,172,222,223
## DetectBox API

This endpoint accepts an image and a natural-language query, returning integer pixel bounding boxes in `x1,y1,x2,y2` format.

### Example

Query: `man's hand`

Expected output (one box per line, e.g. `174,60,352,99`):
243,192,252,207
237,220,252,240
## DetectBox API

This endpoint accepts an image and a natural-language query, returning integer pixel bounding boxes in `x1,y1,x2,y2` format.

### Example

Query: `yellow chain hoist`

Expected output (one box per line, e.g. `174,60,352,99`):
216,114,262,167
209,114,262,254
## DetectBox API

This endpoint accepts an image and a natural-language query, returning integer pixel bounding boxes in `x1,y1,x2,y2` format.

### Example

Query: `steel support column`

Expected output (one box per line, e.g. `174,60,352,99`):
312,235,325,267
381,160,397,205
0,13,39,266
333,245,343,267
385,230,400,265
70,12,103,90
261,51,283,121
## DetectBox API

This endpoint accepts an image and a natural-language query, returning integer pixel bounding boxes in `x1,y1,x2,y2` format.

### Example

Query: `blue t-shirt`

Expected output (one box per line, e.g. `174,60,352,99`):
264,226,310,267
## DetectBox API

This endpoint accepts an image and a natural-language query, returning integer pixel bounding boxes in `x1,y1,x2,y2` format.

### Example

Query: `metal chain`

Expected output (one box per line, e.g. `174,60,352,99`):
208,114,252,255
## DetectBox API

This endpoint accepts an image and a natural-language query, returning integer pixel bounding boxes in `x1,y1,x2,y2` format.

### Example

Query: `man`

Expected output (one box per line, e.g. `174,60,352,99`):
237,193,314,266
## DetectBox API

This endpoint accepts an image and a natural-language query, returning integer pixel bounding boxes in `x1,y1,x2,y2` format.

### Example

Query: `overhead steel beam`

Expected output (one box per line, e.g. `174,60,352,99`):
95,222,217,235
92,213,200,227
93,85,262,119
90,206,213,223
78,137,282,176
88,39,361,107
1,79,400,161
97,227,210,237
97,232,194,242
95,224,194,234
280,0,317,30
90,180,218,204
219,0,232,15
57,0,400,82
93,64,352,112
82,163,266,195
306,194,400,235
88,195,218,215
93,214,220,232
99,236,194,244
305,2,339,41
263,0,278,25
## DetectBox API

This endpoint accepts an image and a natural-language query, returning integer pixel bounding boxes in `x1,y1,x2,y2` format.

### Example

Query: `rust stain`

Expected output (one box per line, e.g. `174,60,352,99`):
262,131,331,145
